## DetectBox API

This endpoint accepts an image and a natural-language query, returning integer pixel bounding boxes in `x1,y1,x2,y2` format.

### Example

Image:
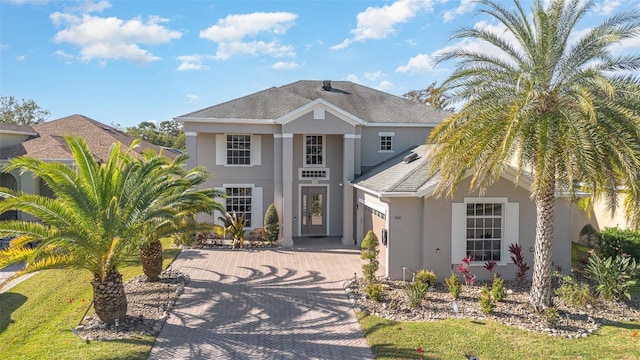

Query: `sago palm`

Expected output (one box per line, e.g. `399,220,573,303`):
134,150,224,281
429,0,640,311
0,136,220,323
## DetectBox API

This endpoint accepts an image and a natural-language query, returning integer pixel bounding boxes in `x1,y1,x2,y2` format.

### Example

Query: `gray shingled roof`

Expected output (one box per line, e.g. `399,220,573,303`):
0,114,177,160
0,123,37,134
352,144,440,195
176,80,449,124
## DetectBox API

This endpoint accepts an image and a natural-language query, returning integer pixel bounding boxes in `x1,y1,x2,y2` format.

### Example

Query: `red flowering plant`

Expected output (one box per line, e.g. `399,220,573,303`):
457,255,477,285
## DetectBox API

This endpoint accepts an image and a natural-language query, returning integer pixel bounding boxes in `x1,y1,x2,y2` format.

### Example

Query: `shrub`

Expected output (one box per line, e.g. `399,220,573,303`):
544,307,560,327
479,284,495,314
404,281,428,308
508,243,530,284
456,255,476,285
360,230,380,284
263,203,280,245
579,224,600,248
445,272,462,300
554,275,593,307
599,227,640,262
491,273,506,302
365,283,384,301
483,260,497,275
415,269,437,286
585,252,640,300
220,211,247,249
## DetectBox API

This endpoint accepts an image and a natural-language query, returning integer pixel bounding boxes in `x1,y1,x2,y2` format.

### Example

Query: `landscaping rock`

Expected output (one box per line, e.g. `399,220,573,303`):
347,278,640,338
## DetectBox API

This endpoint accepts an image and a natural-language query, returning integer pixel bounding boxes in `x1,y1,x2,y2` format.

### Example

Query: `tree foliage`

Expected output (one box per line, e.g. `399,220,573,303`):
402,81,453,111
0,136,220,323
429,0,640,311
125,120,185,150
0,96,50,125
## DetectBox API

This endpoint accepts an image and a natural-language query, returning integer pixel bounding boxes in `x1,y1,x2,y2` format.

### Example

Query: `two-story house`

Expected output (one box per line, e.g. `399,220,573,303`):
177,80,591,281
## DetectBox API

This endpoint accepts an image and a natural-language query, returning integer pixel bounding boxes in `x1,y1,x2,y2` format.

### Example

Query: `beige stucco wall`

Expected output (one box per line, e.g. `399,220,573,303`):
377,176,576,282
359,126,432,170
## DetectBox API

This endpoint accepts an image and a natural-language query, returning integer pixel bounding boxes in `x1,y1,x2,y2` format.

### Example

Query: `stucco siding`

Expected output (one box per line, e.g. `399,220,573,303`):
359,127,432,170
386,197,423,280
282,110,356,135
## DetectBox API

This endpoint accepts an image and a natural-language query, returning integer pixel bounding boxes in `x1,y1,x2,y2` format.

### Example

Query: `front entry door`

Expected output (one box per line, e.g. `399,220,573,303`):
301,186,327,236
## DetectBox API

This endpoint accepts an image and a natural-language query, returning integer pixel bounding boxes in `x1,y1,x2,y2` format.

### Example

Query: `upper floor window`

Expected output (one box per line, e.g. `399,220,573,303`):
378,132,394,152
305,135,324,166
216,134,261,167
226,135,251,165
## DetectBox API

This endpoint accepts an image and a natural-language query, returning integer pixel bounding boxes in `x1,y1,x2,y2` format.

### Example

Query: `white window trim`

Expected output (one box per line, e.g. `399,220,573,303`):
313,109,325,120
215,134,261,167
303,134,326,168
219,183,263,230
378,132,395,153
452,197,518,266
298,167,330,180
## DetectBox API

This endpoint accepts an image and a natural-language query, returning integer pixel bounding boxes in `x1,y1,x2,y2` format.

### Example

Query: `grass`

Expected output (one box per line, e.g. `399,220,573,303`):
0,238,181,360
358,313,640,360
360,241,640,359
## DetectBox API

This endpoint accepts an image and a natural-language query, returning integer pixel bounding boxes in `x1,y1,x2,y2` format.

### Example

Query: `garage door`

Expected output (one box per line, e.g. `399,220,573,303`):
364,206,387,277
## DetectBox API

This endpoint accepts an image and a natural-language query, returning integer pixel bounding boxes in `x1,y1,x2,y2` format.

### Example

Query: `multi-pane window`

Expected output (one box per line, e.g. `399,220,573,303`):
305,135,323,166
380,136,392,151
466,203,503,262
226,135,250,165
226,187,252,227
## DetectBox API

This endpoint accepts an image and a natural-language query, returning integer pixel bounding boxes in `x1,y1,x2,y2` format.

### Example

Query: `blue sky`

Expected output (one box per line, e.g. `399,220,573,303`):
1,0,639,128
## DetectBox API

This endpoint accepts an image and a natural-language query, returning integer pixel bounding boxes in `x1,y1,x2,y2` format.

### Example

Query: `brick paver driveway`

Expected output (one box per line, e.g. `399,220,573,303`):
148,238,374,360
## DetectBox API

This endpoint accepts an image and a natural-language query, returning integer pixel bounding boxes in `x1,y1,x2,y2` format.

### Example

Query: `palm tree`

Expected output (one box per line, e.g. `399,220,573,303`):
0,136,220,323
429,0,640,311
135,150,224,281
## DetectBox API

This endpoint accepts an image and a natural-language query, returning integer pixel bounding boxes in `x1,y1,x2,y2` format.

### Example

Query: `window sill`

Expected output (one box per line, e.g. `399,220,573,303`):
378,150,394,153
224,164,254,167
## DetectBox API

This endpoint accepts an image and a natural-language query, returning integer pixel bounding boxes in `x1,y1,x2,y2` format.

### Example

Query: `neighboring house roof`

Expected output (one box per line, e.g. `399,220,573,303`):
176,80,449,124
0,123,37,135
0,114,177,161
352,145,440,196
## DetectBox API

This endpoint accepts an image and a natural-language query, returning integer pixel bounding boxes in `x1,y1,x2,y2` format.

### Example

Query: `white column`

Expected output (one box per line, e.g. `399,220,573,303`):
342,134,357,245
273,134,284,244
282,134,294,247
185,131,198,171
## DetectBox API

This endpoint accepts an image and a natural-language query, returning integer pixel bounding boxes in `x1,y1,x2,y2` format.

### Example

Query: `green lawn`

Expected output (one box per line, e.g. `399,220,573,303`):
360,242,640,359
359,313,640,360
0,239,180,360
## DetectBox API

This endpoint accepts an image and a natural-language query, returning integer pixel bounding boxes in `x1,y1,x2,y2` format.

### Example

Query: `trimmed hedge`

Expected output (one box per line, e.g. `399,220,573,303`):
599,227,640,261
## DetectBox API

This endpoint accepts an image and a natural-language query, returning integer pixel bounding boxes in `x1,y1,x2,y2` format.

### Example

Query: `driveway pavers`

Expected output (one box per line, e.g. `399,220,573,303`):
148,239,374,360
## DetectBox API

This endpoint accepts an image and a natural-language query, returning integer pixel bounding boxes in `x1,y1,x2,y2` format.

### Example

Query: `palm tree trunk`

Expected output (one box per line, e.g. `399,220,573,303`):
91,269,127,324
141,239,163,282
529,180,556,312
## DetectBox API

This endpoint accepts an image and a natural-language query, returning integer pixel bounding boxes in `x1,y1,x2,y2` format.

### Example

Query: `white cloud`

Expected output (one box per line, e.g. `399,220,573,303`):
376,80,394,91
364,70,385,81
186,94,201,103
346,74,361,83
16,55,26,61
50,6,181,65
331,0,435,50
200,12,298,59
64,0,111,14
176,54,211,71
396,53,437,74
593,0,622,15
272,61,298,70
214,41,295,60
443,0,476,22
